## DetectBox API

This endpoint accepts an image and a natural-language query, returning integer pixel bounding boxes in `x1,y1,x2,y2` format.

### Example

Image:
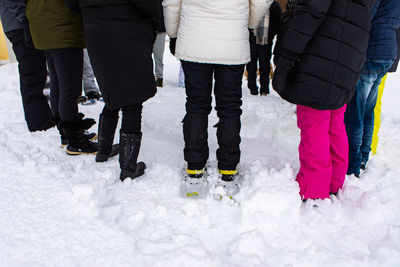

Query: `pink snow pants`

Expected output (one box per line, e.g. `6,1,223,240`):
296,105,349,200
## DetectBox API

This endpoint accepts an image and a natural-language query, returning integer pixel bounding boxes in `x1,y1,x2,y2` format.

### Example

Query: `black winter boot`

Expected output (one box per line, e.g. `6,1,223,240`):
95,114,119,162
155,77,163,87
119,131,146,181
54,116,97,148
62,121,98,155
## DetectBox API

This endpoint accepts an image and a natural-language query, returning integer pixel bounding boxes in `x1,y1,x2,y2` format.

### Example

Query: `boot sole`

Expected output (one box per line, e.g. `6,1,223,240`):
120,162,146,181
66,150,98,156
89,134,98,141
60,134,97,149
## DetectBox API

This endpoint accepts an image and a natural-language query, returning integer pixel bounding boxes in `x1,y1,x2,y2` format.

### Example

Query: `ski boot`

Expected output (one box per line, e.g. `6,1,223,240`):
180,168,208,198
213,170,242,201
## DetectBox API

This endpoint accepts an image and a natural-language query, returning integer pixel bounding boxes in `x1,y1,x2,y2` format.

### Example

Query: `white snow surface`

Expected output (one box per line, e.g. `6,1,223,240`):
0,51,399,267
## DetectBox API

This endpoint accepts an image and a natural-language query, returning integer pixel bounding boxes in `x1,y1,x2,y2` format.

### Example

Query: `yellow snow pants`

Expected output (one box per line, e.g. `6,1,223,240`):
371,74,387,154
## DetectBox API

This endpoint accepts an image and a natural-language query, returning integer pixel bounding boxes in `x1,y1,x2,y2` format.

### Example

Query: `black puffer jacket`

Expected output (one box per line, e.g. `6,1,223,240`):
273,0,377,110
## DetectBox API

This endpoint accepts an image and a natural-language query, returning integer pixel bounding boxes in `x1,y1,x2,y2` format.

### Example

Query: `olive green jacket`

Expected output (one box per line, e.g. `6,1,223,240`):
26,0,85,50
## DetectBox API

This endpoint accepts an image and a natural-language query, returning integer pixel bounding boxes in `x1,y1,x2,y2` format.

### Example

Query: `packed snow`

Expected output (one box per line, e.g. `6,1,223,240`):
0,50,399,267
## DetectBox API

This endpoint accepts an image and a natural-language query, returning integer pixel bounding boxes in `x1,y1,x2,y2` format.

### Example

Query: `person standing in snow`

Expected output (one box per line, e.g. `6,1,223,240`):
345,0,400,177
164,0,272,198
0,0,53,132
73,0,157,180
247,0,281,96
26,0,98,155
153,0,166,88
273,0,377,201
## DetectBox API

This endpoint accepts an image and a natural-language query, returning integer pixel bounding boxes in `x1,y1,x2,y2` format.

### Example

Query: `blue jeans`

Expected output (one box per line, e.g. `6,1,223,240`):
345,59,394,175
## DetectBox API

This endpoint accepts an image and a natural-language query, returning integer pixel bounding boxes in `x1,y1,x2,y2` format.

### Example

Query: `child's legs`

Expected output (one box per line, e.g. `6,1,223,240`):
329,105,348,194
296,105,331,200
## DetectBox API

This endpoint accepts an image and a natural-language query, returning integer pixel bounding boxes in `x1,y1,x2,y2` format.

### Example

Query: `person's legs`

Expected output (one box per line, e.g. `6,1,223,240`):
82,49,100,96
259,44,272,95
345,59,393,175
361,64,392,164
47,48,97,154
329,105,348,194
6,29,53,131
153,32,166,80
371,74,387,155
345,67,376,176
296,105,331,200
214,64,244,171
247,33,258,95
47,48,83,122
181,60,213,170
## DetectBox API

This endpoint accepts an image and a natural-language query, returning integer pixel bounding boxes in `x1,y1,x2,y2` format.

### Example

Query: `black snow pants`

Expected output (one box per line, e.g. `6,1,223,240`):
246,33,272,95
45,48,83,122
6,29,53,131
181,60,244,171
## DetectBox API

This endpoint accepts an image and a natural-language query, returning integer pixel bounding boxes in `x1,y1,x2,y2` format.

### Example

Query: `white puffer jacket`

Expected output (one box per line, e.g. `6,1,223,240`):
163,0,272,65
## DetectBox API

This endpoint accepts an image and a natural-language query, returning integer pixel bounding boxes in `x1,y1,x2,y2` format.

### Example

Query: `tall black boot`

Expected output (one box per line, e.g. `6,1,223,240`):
119,131,146,181
62,121,98,155
95,114,119,162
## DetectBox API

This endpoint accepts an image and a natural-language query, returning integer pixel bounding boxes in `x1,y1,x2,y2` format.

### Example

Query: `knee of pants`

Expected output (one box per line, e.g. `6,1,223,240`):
186,98,212,114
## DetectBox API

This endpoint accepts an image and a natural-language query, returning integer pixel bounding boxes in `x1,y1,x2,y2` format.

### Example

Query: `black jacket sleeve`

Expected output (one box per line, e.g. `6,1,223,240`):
273,0,332,94
282,0,332,60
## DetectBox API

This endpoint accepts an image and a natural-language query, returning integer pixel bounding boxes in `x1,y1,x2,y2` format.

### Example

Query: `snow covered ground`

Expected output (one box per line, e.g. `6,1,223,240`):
0,50,399,267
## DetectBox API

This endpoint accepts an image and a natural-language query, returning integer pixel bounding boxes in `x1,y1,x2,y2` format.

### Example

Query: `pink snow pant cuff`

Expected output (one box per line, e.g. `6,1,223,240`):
296,105,349,200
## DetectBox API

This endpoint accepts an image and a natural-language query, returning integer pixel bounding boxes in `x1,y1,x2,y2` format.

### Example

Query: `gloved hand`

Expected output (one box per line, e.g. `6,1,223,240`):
272,56,295,94
169,38,177,56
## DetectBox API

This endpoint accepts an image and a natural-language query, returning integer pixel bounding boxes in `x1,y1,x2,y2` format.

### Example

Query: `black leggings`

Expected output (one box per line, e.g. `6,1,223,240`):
101,103,143,134
46,48,83,122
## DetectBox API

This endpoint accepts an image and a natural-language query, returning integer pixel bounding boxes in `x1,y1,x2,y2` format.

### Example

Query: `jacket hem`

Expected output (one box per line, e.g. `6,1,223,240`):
176,55,250,65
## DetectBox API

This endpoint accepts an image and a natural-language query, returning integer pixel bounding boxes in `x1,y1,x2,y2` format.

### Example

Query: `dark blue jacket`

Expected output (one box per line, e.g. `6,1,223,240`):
367,0,400,60
388,28,400,72
0,0,26,33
